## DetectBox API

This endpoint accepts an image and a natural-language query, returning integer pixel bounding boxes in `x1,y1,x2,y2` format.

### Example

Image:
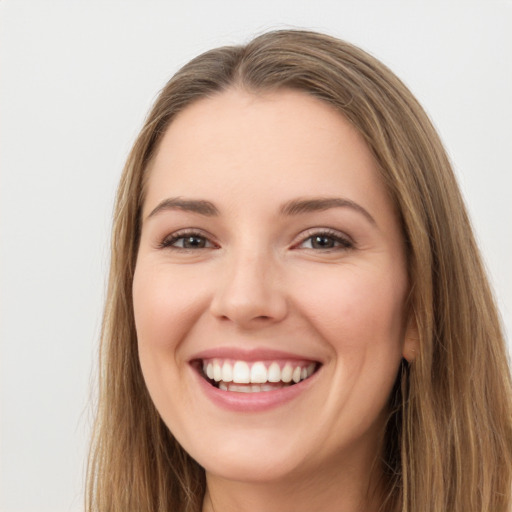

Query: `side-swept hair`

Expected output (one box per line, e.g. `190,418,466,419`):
87,30,512,512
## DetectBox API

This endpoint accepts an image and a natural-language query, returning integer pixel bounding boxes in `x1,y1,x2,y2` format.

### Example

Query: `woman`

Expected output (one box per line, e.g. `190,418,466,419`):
87,30,512,512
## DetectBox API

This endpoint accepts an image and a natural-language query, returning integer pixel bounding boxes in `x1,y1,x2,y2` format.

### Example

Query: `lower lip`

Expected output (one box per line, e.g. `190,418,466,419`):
192,366,318,413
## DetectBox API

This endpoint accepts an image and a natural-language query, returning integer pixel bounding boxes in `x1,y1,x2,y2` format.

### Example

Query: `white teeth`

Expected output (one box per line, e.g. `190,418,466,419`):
202,359,318,388
213,360,222,382
221,361,233,382
250,362,268,383
206,362,214,380
231,384,251,393
268,362,281,382
281,363,293,383
232,361,250,383
221,382,286,393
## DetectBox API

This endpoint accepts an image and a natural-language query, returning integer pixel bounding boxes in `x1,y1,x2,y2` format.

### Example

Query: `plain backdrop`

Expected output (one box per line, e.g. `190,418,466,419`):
1,2,510,511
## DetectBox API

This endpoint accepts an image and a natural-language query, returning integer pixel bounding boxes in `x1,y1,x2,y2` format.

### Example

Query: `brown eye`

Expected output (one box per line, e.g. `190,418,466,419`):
311,235,336,249
160,232,215,250
180,235,207,248
299,231,353,250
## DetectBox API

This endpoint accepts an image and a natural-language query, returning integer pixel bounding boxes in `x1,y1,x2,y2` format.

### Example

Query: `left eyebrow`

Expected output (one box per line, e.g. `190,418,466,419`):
280,197,376,226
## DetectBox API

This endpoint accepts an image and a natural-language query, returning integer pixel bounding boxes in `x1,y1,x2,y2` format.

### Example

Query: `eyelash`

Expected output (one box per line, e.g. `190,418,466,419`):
158,229,217,250
294,228,353,251
158,228,353,252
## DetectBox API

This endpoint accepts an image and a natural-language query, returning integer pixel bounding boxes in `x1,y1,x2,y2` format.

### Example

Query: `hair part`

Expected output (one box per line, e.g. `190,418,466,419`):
87,29,512,512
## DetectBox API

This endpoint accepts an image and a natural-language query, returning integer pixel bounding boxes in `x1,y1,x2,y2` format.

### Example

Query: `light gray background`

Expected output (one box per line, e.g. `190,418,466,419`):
1,2,510,511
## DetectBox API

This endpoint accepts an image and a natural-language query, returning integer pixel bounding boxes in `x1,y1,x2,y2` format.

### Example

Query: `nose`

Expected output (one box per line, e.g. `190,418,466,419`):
209,249,288,328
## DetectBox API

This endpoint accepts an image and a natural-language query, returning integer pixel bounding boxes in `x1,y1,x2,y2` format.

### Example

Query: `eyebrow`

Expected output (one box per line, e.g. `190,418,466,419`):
280,197,376,225
146,196,376,226
146,197,219,220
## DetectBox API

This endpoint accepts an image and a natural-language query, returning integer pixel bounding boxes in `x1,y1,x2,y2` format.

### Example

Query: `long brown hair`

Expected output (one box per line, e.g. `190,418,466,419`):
87,30,512,512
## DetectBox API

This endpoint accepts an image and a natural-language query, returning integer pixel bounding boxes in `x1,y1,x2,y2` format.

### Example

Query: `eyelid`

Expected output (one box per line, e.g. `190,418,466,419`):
156,227,353,251
291,227,354,250
158,228,219,250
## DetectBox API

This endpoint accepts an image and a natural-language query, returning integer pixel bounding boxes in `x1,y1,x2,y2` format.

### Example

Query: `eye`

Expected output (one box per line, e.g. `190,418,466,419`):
159,230,216,250
297,230,353,251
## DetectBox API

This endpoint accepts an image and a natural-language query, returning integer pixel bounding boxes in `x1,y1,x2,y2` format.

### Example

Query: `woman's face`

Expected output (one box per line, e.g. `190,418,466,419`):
133,88,416,483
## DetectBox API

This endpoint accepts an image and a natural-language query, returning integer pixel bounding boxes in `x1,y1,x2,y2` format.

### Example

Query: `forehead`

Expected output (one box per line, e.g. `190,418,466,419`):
143,88,391,219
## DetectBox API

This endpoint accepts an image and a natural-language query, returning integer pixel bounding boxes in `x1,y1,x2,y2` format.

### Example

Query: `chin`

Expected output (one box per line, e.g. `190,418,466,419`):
179,426,312,484
202,452,304,484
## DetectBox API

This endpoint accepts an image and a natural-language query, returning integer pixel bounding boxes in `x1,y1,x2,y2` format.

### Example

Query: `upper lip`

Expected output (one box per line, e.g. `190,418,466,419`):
189,347,322,364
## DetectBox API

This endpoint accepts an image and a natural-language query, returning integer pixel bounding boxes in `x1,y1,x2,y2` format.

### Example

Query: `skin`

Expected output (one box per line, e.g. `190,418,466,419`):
133,88,418,512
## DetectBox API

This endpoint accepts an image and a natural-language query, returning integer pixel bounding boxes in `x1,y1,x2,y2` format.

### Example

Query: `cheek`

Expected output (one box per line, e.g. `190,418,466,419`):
294,263,407,364
132,263,209,416
132,263,209,431
283,263,408,449
132,264,206,353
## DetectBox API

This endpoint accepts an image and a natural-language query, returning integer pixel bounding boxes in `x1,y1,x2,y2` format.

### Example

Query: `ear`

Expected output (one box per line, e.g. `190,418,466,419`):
402,313,420,362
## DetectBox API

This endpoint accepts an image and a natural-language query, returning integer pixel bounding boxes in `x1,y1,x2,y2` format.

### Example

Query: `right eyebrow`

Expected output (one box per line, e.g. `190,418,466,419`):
145,197,220,221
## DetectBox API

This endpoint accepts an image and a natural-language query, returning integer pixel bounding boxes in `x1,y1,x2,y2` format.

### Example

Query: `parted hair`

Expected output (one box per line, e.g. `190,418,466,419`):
86,29,512,512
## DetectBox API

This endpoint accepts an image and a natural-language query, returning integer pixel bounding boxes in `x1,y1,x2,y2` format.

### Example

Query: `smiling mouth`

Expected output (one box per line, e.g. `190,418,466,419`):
194,358,320,393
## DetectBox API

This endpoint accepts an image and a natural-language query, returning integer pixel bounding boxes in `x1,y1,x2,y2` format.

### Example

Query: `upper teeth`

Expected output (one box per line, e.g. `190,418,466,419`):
203,359,316,385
